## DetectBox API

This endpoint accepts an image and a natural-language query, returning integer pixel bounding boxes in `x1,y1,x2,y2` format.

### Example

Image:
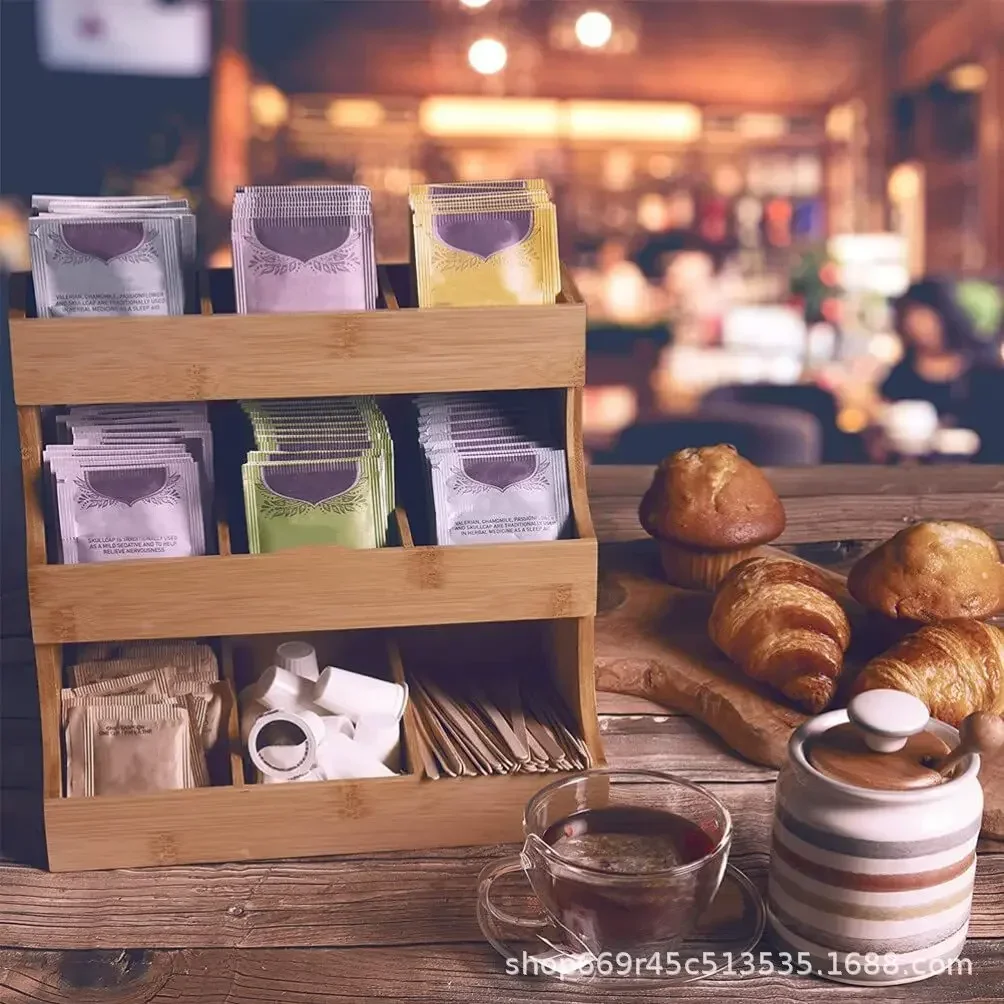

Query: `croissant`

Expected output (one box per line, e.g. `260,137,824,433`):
708,556,851,713
852,621,1004,727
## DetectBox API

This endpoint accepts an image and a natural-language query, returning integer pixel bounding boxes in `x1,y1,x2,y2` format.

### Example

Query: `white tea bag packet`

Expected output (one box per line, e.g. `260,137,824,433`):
53,456,204,563
429,448,571,545
29,215,185,317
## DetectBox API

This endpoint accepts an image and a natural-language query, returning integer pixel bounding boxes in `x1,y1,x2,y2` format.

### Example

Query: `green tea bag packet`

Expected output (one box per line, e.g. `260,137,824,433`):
29,215,185,317
428,447,571,546
242,455,384,552
411,197,560,307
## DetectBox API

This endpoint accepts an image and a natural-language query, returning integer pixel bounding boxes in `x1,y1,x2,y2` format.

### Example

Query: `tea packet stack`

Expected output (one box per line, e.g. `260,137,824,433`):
28,194,194,317
408,179,560,307
62,640,225,797
240,396,394,552
44,402,212,563
415,392,571,545
231,184,377,314
404,661,591,780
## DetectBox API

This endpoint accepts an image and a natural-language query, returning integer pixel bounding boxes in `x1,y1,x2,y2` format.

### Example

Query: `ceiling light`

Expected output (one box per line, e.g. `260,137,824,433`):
468,37,507,75
575,10,613,49
459,0,493,7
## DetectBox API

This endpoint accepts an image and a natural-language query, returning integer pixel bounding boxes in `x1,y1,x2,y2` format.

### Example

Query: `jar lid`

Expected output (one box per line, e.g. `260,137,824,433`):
806,691,950,790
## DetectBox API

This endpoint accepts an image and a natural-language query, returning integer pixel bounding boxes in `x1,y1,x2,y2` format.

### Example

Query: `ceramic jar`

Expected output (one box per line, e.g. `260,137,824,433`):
767,692,983,986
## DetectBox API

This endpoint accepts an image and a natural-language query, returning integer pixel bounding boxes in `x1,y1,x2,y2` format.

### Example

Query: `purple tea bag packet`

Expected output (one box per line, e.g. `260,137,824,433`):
231,199,376,314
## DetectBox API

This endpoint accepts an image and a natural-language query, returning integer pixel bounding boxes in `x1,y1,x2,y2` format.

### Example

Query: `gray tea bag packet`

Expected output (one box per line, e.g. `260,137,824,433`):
29,215,185,317
54,456,204,563
428,448,571,546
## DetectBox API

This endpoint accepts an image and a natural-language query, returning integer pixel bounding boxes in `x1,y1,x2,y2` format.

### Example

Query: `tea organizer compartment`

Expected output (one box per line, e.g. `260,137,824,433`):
7,263,601,871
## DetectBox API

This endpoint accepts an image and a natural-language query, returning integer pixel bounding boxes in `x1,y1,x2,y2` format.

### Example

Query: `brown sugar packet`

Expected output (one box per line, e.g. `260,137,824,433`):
70,656,217,688
408,706,441,780
62,693,209,788
76,640,215,668
65,699,194,797
416,676,505,775
408,680,463,777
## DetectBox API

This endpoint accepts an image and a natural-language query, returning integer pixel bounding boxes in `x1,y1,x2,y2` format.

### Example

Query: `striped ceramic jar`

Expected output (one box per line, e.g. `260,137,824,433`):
767,708,982,986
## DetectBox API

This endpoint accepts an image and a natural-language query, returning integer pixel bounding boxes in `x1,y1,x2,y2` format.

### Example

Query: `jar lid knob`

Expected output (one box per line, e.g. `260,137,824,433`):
847,690,930,752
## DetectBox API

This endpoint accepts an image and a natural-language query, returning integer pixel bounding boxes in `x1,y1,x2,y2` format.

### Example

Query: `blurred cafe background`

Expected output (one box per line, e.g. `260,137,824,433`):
2,0,1004,494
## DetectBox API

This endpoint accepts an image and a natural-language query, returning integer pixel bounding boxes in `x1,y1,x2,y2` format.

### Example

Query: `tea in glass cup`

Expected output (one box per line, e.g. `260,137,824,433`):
477,769,764,982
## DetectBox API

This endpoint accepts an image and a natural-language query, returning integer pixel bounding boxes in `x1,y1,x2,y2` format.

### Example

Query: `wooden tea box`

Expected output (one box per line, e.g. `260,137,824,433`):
7,264,602,871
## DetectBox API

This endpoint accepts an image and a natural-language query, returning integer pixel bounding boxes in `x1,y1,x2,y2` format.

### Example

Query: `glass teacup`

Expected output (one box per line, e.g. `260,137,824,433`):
477,769,764,981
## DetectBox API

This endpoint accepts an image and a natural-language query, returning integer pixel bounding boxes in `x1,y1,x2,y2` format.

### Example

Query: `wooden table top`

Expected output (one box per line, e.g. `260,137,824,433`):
2,465,1004,1003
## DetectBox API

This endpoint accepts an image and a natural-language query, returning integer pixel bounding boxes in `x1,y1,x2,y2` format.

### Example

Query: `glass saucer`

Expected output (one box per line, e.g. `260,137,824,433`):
477,863,765,986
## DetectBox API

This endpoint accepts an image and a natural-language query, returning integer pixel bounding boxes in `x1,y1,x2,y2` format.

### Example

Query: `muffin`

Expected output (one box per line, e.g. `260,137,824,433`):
848,520,1004,623
638,444,786,590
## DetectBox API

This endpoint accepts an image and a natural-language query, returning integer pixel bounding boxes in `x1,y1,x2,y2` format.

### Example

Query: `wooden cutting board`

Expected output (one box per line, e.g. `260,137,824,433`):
594,540,1004,841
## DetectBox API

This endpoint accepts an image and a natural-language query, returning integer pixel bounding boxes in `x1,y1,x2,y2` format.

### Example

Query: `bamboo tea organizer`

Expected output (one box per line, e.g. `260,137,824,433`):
7,264,602,871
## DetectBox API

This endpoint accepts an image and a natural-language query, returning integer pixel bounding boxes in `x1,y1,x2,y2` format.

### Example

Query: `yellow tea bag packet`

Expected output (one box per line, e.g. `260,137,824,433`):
408,178,549,207
412,198,559,307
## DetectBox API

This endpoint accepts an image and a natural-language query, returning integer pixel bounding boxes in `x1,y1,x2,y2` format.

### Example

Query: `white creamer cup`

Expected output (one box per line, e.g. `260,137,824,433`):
316,732,397,780
246,665,315,712
258,744,325,784
353,714,402,771
313,666,408,722
248,707,326,780
322,714,355,744
275,640,320,682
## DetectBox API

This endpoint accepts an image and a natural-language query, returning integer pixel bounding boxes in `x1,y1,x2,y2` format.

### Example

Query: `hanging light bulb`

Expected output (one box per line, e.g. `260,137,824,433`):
468,37,507,75
459,0,493,7
575,10,613,49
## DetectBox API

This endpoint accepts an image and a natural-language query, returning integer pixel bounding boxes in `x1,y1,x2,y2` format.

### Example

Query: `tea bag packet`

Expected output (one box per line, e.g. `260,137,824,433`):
54,403,215,551
428,448,570,545
409,181,560,307
63,698,195,797
37,201,197,282
51,454,204,563
242,455,384,552
408,178,549,202
231,184,376,313
29,214,185,317
239,396,394,551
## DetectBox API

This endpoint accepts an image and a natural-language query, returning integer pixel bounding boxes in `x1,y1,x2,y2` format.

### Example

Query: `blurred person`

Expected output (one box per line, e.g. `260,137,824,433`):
878,278,1004,461
589,237,652,323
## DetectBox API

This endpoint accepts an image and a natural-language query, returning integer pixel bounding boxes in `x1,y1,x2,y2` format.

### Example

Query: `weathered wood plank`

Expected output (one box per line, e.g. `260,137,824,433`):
0,777,999,952
0,781,775,950
2,940,1004,1003
591,493,1004,545
597,691,678,716
599,713,778,782
588,465,1004,501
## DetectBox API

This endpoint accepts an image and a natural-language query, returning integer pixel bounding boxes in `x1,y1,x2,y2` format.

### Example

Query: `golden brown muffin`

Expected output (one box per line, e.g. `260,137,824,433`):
638,444,786,589
852,621,1004,727
848,521,1003,623
709,556,851,712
